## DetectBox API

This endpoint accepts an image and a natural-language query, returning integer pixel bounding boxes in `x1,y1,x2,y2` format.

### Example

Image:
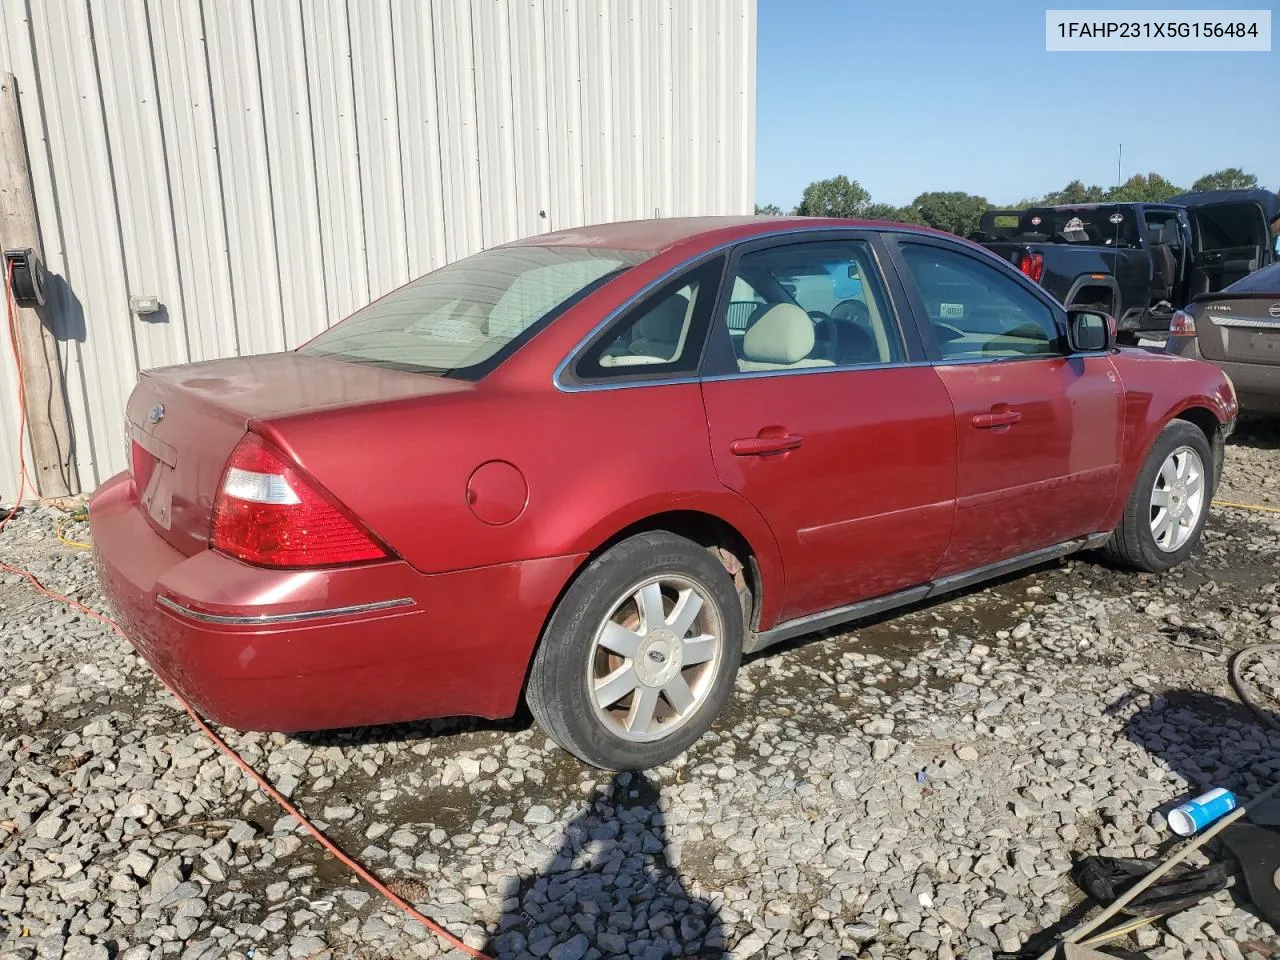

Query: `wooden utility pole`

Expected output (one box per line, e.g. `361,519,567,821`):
0,72,75,498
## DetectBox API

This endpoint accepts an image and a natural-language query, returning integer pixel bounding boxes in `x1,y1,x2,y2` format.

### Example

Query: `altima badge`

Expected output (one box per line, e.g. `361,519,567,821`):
147,402,165,425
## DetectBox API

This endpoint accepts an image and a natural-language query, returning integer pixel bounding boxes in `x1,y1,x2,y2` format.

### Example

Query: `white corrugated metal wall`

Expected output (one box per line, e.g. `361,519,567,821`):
0,0,756,499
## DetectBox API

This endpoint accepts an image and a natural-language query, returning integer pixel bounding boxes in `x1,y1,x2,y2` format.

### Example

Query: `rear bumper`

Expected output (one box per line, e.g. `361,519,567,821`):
1165,338,1280,414
90,473,585,731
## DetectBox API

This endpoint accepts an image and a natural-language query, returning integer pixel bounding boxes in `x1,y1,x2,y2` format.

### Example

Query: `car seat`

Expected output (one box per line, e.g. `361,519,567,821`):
1147,226,1177,305
738,304,835,371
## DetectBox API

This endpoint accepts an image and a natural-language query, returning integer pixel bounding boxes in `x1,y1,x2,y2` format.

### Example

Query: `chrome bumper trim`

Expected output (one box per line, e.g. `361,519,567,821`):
155,594,415,625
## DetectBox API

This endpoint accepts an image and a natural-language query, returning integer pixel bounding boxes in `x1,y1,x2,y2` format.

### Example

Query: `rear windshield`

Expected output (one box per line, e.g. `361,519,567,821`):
300,246,650,378
1016,207,1138,248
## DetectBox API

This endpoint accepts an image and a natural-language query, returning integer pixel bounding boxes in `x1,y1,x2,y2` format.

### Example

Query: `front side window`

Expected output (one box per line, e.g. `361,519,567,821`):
719,240,903,372
301,246,649,378
899,244,1064,360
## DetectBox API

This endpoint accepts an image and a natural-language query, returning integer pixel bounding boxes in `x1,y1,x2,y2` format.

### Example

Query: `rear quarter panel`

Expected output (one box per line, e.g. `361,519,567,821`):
1100,349,1237,531
263,384,789,627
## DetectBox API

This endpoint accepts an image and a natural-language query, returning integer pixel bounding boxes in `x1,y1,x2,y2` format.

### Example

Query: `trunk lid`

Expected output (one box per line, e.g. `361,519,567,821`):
1195,294,1280,366
125,352,470,556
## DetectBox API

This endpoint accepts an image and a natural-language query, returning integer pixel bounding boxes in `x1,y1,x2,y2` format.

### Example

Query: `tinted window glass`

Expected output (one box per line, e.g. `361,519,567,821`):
719,240,902,372
301,246,649,378
900,244,1064,359
1017,206,1138,247
575,258,725,379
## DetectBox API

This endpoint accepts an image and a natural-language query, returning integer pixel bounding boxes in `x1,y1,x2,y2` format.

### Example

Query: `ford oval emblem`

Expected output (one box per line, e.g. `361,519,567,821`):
1270,303,1280,320
147,402,165,425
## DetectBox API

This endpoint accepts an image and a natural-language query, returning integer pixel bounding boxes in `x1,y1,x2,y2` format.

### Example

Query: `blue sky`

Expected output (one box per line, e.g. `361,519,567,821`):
755,0,1280,209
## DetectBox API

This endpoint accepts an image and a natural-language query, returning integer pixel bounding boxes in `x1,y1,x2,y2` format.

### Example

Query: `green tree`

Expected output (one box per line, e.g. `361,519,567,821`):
1105,172,1181,203
754,203,783,216
1042,180,1106,204
796,176,871,218
910,191,991,236
861,202,924,224
1191,168,1258,192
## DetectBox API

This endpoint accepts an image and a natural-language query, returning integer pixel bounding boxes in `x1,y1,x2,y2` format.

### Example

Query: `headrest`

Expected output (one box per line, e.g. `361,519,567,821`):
1147,225,1166,244
743,303,815,365
634,294,689,343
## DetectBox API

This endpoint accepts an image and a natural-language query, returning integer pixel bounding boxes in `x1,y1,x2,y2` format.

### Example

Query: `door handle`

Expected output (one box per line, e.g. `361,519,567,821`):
971,410,1022,429
729,434,804,456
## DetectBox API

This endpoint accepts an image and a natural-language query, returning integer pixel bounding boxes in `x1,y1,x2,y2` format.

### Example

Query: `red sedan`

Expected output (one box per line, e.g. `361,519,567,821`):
91,217,1237,769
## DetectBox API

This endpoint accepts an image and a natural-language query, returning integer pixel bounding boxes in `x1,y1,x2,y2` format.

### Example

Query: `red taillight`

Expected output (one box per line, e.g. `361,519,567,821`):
1019,252,1045,284
1169,309,1197,337
211,433,387,568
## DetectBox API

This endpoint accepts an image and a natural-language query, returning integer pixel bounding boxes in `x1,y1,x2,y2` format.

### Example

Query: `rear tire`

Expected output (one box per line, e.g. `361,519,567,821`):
526,532,743,770
1104,420,1214,572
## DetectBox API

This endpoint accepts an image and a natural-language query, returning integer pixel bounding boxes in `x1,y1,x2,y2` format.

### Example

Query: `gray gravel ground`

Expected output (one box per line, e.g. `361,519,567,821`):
3,420,1280,960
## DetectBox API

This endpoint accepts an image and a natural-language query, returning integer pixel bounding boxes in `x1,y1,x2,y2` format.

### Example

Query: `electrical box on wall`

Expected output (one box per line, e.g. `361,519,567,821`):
3,248,46,308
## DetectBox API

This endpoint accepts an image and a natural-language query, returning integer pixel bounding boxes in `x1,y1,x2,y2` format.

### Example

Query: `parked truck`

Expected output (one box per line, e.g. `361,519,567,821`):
970,189,1280,343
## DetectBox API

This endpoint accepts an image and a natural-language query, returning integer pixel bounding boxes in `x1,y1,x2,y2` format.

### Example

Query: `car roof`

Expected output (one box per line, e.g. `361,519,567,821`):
501,215,967,256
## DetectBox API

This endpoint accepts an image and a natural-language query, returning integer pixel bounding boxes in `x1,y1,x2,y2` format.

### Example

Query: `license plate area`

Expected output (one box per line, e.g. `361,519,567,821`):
129,423,179,529
1223,327,1280,363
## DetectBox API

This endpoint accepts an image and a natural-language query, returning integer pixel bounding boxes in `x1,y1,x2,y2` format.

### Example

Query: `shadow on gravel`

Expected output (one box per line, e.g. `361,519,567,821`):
1112,687,1280,799
482,772,723,959
1112,687,1280,923
1010,688,1280,957
1229,417,1280,451
289,712,532,749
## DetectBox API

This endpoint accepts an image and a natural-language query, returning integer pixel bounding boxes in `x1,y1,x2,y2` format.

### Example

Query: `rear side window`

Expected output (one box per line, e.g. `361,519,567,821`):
300,246,649,378
573,257,725,380
899,244,1065,359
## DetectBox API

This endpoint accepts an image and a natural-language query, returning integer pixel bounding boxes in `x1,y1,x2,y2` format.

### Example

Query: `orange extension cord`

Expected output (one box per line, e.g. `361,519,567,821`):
2,264,490,959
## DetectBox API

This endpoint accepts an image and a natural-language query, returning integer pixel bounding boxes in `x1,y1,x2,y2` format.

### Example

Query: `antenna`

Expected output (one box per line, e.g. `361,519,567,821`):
1116,144,1123,188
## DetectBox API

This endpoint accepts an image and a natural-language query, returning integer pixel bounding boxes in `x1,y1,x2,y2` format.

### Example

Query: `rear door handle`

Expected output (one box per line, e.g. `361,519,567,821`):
972,410,1022,429
729,434,804,456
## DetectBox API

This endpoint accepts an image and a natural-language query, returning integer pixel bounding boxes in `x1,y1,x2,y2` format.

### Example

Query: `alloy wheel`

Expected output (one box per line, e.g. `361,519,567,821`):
1149,444,1206,553
587,575,723,743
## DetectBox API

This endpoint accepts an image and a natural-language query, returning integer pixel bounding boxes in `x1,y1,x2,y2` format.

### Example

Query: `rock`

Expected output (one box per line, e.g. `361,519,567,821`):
863,718,895,736
289,937,327,957
525,805,556,826
1165,911,1205,943
549,934,590,960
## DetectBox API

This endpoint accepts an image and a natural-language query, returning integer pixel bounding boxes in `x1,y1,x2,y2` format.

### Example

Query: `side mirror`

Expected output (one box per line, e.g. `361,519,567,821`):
1067,308,1115,352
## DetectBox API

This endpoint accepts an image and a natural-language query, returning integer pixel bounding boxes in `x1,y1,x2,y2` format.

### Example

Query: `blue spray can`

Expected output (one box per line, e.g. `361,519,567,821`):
1168,788,1238,836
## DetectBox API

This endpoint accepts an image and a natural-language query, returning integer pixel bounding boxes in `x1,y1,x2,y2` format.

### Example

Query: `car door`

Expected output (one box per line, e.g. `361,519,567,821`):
1181,194,1280,295
699,233,957,624
888,236,1122,578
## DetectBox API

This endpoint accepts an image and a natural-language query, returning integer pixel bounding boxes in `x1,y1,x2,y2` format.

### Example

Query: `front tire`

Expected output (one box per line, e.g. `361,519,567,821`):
1104,420,1214,572
526,532,743,770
